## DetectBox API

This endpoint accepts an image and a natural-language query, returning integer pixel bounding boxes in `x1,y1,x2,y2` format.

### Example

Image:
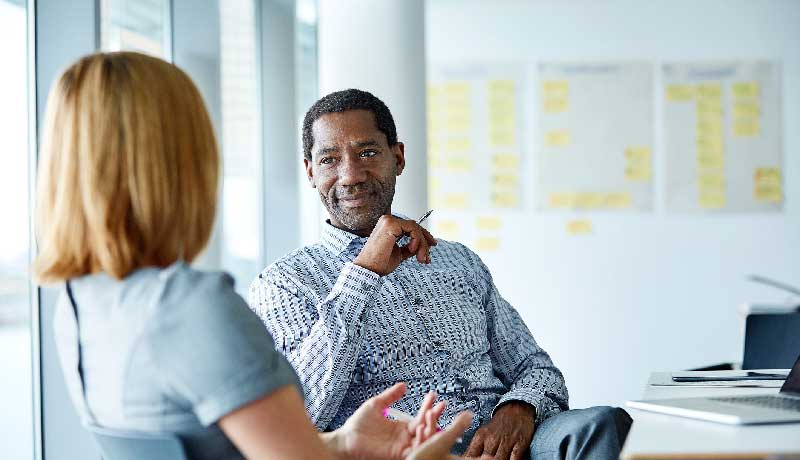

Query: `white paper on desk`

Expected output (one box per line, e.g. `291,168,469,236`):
649,370,788,388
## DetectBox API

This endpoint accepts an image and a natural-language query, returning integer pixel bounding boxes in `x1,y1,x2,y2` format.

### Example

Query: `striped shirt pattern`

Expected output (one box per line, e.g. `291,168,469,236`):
248,221,569,440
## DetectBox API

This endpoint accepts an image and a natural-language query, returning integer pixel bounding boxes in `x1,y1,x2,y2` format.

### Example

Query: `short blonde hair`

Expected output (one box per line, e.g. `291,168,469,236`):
35,52,219,282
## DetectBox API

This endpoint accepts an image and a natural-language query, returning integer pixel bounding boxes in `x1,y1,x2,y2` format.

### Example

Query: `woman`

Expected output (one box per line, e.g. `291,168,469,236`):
34,51,470,460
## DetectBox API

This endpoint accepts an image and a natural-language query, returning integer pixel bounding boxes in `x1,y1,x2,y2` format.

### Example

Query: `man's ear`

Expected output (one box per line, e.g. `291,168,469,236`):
393,142,406,176
304,158,316,188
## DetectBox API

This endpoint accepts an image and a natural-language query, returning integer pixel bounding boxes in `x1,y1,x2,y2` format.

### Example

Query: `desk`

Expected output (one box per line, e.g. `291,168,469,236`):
621,372,800,459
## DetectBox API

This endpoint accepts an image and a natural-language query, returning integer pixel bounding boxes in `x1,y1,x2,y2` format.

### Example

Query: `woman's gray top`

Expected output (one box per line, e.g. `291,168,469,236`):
54,261,300,460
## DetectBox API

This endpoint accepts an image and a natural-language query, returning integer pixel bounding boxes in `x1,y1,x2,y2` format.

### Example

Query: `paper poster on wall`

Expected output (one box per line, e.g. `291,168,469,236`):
663,61,783,212
535,62,654,212
427,64,525,212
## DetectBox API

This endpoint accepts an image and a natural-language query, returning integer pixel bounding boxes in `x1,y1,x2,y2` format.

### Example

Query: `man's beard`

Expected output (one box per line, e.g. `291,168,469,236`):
320,178,395,234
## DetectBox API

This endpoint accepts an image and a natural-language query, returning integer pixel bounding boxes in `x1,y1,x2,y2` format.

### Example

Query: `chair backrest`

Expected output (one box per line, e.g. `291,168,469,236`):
742,312,800,369
86,424,188,460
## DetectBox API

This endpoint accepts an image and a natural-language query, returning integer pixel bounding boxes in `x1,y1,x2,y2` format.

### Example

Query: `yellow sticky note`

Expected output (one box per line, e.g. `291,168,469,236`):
696,134,724,153
666,84,694,102
491,129,515,147
574,193,605,209
548,193,575,209
489,99,516,120
604,193,632,209
446,155,473,172
624,146,652,162
732,81,760,99
696,152,725,169
541,80,569,96
492,174,519,187
434,220,460,239
734,101,760,118
443,193,468,210
696,118,723,136
476,216,502,231
733,119,760,137
697,172,725,189
489,79,515,94
474,237,500,252
491,192,519,208
492,154,520,169
699,192,726,209
444,81,470,97
446,138,472,152
696,99,723,116
566,219,593,235
696,83,722,99
754,185,782,202
545,130,571,147
625,166,652,182
489,111,516,128
754,167,781,184
543,97,569,113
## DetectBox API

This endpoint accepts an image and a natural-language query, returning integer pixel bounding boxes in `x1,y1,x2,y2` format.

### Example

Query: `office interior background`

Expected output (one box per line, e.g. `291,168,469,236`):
1,0,798,458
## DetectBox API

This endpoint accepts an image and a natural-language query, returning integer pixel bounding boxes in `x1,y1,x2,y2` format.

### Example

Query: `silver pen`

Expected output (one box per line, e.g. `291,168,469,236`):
396,209,434,243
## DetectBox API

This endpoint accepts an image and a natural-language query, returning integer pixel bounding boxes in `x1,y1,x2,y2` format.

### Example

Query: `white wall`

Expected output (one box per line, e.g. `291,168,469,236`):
427,0,800,408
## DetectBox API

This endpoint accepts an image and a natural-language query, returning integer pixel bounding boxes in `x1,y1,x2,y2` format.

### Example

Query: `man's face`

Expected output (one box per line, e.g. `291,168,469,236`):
305,110,405,236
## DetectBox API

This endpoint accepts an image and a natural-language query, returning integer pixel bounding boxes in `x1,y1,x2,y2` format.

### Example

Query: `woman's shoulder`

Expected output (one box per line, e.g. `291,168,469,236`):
149,262,248,326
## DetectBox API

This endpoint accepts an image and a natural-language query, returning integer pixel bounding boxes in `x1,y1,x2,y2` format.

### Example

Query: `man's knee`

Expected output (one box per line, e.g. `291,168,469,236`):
578,406,632,446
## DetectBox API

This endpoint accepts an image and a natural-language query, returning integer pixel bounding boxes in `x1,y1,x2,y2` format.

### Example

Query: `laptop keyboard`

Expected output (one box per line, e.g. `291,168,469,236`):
710,395,800,413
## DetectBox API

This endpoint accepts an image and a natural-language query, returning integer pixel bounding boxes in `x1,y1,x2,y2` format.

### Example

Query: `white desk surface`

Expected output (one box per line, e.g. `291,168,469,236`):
621,372,800,459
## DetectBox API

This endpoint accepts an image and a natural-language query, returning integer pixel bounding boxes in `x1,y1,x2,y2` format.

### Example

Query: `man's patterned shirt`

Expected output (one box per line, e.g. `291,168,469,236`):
248,221,569,442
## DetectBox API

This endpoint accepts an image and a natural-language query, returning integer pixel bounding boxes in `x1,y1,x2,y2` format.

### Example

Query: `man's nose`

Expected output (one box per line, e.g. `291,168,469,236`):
338,155,367,185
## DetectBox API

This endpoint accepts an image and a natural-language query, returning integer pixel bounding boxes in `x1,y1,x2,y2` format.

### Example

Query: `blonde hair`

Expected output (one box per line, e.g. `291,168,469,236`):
35,52,219,282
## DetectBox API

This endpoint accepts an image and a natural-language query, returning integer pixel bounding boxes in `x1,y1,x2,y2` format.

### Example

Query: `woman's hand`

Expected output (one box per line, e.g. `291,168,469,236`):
406,411,474,460
332,382,448,460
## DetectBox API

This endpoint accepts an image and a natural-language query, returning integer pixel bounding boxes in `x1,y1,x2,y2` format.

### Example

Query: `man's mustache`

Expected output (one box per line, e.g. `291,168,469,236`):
333,183,375,200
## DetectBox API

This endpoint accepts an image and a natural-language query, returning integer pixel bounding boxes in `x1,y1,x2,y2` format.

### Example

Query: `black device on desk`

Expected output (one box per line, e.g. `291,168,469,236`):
743,312,800,369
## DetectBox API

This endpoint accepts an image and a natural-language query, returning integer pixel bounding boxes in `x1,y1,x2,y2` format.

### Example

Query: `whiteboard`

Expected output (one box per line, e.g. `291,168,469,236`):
663,61,783,212
536,62,653,212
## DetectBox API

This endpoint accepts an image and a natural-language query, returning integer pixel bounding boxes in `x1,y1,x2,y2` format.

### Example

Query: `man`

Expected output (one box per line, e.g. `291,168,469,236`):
249,89,631,459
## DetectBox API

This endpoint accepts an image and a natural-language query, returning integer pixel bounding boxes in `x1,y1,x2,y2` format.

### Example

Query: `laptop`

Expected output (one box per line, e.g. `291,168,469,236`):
627,354,800,424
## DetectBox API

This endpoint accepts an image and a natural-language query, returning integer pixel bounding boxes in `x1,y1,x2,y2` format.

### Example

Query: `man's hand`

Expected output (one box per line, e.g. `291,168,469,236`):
354,215,437,276
463,402,535,460
333,383,447,460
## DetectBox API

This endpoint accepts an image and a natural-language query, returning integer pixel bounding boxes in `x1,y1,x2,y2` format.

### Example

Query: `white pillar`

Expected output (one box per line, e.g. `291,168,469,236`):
312,0,428,228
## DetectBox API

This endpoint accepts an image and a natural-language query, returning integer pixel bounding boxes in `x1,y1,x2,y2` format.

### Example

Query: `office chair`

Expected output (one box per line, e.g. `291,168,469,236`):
86,424,188,460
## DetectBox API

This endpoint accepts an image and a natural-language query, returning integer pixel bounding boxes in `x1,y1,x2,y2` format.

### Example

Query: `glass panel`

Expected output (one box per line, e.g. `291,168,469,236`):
100,0,170,58
0,0,33,458
219,0,261,295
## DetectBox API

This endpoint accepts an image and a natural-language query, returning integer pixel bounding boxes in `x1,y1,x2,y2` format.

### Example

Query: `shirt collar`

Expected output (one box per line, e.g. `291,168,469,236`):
320,211,410,256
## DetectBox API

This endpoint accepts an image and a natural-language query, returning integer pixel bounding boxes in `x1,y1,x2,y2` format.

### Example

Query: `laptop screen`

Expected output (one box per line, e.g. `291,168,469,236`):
780,353,800,395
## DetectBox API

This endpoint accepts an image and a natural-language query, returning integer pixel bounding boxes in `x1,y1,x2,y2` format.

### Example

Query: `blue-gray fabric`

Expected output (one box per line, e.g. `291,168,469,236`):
248,219,569,445
53,262,300,460
529,406,632,459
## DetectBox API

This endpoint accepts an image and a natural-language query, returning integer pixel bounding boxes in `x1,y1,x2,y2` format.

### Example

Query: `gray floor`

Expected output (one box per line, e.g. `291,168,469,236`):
1,324,34,460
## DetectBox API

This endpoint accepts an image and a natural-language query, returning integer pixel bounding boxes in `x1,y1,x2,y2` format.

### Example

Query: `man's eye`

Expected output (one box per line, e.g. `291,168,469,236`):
361,150,378,158
320,157,334,165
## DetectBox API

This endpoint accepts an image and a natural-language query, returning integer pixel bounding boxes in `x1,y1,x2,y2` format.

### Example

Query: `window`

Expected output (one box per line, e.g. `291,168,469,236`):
219,0,262,294
0,0,34,458
100,0,170,58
